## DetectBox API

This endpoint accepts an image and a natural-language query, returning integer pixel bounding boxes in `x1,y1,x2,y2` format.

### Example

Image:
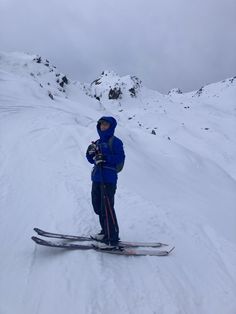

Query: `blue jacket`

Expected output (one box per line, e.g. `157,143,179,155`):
86,116,125,183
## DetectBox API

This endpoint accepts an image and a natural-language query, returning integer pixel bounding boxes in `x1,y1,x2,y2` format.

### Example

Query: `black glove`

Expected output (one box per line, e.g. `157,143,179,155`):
93,153,106,165
87,143,97,156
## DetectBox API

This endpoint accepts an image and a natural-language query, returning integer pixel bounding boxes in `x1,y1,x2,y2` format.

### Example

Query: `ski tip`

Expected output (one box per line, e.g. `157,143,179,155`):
31,236,37,243
33,227,42,233
31,236,44,244
34,227,48,236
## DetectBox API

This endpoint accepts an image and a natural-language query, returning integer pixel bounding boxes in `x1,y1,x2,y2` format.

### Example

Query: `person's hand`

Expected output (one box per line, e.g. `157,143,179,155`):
87,143,96,156
93,153,106,165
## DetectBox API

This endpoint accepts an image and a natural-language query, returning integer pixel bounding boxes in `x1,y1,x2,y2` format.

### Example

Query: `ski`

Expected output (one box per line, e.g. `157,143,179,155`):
33,227,168,248
31,236,174,257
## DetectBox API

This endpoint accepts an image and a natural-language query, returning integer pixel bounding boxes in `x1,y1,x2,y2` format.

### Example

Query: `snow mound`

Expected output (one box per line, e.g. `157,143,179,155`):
87,70,142,100
192,76,236,98
0,51,70,100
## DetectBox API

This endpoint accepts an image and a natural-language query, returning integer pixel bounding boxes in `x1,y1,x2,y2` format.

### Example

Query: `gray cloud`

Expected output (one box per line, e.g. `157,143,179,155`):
1,0,236,92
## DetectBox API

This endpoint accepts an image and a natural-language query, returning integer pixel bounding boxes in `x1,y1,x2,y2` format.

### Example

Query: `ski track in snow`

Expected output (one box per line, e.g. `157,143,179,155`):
0,55,236,314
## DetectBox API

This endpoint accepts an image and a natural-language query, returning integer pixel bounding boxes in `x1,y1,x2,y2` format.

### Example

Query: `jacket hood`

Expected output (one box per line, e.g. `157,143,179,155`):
97,116,117,141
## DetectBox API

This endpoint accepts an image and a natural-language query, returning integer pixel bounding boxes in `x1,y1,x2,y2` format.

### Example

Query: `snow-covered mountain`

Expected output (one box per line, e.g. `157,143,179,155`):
0,51,236,314
87,70,142,100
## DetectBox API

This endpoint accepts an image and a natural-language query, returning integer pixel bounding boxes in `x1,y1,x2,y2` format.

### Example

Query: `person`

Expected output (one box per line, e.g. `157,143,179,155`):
86,116,125,247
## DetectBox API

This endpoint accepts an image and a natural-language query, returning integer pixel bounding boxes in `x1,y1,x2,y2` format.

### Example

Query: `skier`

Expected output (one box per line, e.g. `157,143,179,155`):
86,116,125,247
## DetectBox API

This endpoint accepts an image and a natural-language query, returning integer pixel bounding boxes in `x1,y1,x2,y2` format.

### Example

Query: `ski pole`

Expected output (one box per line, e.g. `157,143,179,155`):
104,191,118,233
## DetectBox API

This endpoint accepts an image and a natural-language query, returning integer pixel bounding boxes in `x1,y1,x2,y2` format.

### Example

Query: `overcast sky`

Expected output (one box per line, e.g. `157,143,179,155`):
1,0,236,93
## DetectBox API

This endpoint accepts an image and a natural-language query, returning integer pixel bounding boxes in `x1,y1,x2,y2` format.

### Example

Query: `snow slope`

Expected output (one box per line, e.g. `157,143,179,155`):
0,52,236,314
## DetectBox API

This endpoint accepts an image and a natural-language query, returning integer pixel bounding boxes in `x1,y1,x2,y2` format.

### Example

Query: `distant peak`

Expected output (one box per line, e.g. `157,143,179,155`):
87,71,142,101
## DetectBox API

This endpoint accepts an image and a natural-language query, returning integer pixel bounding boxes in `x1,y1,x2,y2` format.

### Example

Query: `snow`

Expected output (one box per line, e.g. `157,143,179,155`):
0,52,236,314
